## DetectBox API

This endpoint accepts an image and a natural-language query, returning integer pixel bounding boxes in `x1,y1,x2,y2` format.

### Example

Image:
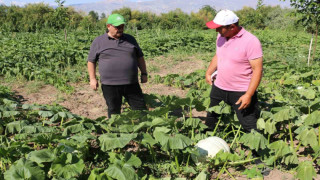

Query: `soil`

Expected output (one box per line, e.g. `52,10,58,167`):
7,59,204,119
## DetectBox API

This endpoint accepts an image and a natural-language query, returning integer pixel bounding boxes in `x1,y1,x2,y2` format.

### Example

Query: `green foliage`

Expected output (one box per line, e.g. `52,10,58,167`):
242,167,263,179
239,131,268,151
296,161,317,180
0,5,305,32
4,158,45,180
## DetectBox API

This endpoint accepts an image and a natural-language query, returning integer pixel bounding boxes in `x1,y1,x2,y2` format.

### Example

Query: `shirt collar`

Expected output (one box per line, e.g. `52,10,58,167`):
106,33,126,40
234,27,246,38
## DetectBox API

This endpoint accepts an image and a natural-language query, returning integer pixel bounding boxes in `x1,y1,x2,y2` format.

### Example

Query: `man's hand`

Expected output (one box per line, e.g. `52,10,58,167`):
141,75,148,83
205,74,213,85
235,94,252,110
90,79,99,90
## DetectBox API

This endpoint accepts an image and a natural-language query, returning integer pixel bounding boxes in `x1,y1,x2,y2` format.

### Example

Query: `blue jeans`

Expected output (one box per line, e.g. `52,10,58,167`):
101,83,147,118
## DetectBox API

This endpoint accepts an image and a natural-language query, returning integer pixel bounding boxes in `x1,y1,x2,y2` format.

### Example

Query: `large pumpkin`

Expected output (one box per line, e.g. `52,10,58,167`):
192,136,230,163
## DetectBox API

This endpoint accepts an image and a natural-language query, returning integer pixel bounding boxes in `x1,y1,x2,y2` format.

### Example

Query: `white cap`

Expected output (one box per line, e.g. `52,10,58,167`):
206,9,239,29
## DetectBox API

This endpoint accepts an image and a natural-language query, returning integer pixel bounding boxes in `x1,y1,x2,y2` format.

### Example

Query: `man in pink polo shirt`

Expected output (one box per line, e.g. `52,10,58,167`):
205,9,263,133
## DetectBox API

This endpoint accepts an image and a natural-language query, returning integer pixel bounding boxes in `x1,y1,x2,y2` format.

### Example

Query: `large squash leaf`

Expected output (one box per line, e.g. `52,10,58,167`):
304,111,320,126
296,128,317,148
5,120,28,134
239,130,268,151
51,153,85,179
153,131,192,151
27,149,55,166
99,133,137,151
105,164,138,180
4,158,45,180
296,161,316,180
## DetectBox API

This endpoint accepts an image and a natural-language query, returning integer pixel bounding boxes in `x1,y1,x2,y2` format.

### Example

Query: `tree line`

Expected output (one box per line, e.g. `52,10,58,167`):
0,0,314,33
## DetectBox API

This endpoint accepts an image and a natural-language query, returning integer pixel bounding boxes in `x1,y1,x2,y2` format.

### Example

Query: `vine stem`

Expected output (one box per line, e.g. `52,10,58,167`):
211,117,221,137
288,120,294,148
224,167,236,180
318,126,320,146
230,125,242,149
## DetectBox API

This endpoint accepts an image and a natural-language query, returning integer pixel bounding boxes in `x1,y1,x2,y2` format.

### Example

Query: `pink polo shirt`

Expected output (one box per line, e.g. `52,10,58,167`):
214,28,263,92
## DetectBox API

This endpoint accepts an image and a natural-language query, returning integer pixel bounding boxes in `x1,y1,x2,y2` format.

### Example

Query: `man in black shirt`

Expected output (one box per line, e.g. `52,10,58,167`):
87,13,148,118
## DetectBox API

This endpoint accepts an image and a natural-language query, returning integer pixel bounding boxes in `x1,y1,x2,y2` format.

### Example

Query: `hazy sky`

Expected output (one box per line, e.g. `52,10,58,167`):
2,0,291,7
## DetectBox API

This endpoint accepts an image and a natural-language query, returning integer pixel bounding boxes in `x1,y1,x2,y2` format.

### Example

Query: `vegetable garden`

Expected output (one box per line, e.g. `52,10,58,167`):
0,28,320,179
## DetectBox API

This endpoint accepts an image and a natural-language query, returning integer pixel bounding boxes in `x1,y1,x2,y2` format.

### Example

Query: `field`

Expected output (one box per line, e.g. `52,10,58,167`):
1,28,320,180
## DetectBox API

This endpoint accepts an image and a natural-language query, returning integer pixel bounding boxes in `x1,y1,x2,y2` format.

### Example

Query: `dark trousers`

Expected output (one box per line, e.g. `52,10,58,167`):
206,84,260,132
101,83,147,118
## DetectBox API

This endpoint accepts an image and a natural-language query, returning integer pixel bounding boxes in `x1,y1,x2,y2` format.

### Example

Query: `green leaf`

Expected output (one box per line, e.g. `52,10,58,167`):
184,118,201,128
88,168,107,180
58,112,74,119
296,128,317,148
105,164,138,180
99,133,137,151
304,111,320,126
312,80,320,86
124,152,142,168
298,88,316,100
4,158,45,180
153,131,192,151
133,122,152,132
62,123,95,136
28,149,56,165
242,167,263,179
207,101,231,114
51,153,85,179
140,133,157,146
38,110,54,118
273,108,298,122
264,119,277,135
5,120,28,134
296,161,316,180
239,130,268,151
194,170,207,180
2,110,20,118
257,118,265,130
119,125,134,133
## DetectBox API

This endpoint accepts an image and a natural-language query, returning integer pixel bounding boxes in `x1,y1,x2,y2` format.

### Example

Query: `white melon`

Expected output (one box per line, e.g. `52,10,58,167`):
192,136,230,163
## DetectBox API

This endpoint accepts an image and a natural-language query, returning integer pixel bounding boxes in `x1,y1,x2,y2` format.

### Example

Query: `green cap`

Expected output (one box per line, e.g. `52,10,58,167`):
107,14,126,26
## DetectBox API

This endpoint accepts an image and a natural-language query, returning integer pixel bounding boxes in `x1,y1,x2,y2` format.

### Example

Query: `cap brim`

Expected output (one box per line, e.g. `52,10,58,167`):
206,21,222,29
112,21,126,26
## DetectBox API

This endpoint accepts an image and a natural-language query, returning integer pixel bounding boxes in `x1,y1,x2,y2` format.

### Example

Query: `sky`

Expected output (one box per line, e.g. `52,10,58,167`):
2,0,291,7
2,0,101,6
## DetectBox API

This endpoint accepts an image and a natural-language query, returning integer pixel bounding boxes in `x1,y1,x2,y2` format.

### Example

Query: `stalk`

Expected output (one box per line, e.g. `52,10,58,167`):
60,117,64,127
191,128,194,140
295,142,302,153
148,144,157,163
174,150,180,172
211,117,221,136
230,125,241,149
224,167,236,180
217,162,227,179
228,158,259,166
186,154,190,167
223,131,234,139
318,126,320,146
223,124,230,134
288,120,294,148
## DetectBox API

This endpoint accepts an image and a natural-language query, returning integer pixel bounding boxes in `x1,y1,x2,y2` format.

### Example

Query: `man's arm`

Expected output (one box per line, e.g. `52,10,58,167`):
87,61,99,90
205,54,218,85
137,56,148,83
236,57,263,110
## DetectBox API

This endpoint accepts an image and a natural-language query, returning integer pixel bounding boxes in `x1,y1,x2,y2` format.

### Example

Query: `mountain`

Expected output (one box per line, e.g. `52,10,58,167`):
70,0,291,15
